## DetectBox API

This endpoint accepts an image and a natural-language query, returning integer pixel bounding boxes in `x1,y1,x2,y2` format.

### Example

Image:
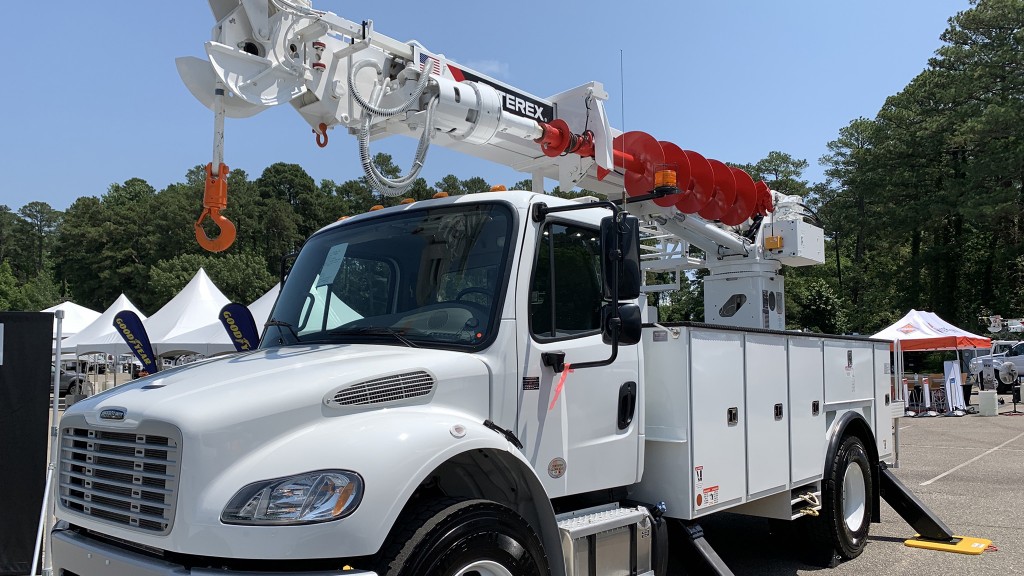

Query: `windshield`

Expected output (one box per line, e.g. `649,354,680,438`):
263,202,514,350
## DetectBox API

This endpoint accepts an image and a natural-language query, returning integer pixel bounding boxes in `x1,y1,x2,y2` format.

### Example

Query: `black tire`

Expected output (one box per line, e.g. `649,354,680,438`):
376,498,549,576
65,380,84,397
994,370,1012,394
803,435,873,566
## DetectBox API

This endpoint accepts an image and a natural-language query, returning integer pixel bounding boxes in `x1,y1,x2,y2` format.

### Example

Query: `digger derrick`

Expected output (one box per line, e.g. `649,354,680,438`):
177,1,772,253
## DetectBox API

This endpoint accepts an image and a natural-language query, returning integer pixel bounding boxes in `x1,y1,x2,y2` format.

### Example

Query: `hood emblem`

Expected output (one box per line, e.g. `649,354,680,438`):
100,408,126,421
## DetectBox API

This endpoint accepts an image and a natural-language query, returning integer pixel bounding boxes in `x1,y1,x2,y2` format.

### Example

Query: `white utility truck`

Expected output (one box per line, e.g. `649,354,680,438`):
969,339,1024,394
51,1,964,574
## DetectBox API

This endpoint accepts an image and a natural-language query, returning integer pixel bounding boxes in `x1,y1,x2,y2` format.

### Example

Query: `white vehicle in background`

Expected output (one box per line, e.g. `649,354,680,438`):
969,340,1024,394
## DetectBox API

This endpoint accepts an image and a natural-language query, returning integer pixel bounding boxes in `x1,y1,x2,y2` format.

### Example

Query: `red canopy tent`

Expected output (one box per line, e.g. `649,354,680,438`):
871,309,991,351
872,309,990,415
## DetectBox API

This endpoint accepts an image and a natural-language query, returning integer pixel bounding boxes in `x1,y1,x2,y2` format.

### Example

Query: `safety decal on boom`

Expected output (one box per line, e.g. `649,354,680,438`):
419,55,555,123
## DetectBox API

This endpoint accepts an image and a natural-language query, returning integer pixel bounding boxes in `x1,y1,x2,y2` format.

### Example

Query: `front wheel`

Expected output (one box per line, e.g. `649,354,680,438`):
800,435,873,566
376,499,549,576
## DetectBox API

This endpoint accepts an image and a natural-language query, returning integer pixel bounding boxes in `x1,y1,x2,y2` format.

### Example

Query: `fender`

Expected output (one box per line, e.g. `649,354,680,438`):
824,410,881,523
150,407,555,564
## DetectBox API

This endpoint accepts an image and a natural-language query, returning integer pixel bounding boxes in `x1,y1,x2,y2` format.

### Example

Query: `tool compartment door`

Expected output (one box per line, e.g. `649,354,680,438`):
690,329,746,515
744,333,790,497
788,336,825,484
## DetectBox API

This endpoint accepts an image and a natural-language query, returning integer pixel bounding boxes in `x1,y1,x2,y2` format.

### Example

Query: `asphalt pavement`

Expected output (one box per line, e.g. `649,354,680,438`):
672,394,1024,575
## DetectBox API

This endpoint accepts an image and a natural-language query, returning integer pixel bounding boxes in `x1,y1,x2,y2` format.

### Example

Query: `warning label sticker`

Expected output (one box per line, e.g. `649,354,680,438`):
697,485,720,509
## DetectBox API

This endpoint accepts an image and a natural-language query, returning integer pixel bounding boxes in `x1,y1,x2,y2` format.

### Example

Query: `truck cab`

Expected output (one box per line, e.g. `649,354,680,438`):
51,191,647,575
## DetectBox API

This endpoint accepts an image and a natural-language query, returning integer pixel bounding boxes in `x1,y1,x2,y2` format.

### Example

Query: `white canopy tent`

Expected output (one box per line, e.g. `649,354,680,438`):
61,294,148,357
871,309,991,351
42,301,100,339
161,283,280,357
872,309,991,414
147,268,231,357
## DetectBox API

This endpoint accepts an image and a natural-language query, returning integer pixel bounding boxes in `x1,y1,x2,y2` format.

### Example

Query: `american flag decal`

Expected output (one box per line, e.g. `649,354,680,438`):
419,54,444,76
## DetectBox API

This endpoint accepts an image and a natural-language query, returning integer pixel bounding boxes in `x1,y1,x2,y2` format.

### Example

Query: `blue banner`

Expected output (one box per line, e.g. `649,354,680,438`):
113,310,158,374
219,303,260,352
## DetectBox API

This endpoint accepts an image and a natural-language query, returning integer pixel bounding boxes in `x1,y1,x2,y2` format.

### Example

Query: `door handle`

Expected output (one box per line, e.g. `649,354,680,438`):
618,381,637,430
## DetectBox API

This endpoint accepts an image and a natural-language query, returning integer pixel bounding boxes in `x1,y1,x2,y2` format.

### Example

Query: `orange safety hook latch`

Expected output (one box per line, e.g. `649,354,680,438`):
194,162,237,252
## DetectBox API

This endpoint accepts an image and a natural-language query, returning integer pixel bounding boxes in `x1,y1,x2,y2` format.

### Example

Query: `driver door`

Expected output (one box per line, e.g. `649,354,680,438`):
515,216,642,498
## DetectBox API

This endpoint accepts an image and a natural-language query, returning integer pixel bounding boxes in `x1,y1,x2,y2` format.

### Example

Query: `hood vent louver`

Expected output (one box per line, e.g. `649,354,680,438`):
326,370,435,407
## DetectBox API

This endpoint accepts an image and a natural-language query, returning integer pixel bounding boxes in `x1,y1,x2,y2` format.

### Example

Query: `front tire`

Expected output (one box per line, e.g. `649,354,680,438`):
376,499,549,576
800,435,873,566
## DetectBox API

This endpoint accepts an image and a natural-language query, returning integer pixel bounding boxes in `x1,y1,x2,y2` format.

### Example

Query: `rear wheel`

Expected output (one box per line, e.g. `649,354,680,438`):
376,499,549,576
800,435,873,566
65,381,84,397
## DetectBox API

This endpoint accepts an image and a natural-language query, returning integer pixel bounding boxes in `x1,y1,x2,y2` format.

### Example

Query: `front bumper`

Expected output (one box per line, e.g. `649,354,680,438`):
51,528,378,576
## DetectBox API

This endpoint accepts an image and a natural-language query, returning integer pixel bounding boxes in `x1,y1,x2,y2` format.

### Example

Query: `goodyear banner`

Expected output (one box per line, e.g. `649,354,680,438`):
219,303,260,352
113,310,158,374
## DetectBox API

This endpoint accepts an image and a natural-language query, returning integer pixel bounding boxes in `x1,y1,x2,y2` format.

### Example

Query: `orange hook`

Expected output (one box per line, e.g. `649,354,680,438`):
314,122,329,148
195,162,237,252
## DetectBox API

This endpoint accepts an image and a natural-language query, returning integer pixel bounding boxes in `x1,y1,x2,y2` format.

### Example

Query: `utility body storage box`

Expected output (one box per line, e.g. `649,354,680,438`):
630,322,893,521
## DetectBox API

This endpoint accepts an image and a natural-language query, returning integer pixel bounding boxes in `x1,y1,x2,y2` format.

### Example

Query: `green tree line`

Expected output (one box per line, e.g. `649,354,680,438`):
2,0,1021,339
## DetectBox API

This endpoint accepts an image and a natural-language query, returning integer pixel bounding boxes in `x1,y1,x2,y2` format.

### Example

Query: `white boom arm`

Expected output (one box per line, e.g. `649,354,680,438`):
178,0,826,329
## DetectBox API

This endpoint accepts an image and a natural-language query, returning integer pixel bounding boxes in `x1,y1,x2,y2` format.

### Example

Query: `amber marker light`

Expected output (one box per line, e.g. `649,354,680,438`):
400,198,415,204
490,185,507,191
369,205,384,211
332,482,357,516
433,192,449,199
655,169,677,188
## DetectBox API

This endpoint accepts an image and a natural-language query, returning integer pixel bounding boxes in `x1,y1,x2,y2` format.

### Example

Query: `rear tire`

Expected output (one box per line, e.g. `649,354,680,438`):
65,381,83,397
800,435,873,566
375,498,549,576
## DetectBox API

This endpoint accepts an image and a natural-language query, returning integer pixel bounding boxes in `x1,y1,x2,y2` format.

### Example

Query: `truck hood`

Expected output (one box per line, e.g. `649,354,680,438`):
69,343,491,430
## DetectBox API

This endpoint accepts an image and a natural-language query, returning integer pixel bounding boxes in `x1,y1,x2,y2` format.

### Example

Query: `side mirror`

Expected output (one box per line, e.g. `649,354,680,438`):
602,303,643,346
600,214,642,301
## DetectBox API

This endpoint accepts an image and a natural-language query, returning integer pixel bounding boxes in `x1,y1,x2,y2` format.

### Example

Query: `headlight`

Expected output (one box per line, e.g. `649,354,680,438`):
222,470,363,525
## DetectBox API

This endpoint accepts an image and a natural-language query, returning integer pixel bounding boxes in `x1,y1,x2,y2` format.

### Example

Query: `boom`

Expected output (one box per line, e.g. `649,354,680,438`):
178,0,825,329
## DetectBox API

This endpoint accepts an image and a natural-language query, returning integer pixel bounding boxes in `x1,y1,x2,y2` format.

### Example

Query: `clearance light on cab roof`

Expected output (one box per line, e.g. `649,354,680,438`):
369,205,384,211
400,198,415,204
491,185,507,191
433,192,449,198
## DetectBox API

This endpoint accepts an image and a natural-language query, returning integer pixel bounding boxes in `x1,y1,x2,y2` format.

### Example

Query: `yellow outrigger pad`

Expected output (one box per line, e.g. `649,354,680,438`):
904,535,992,555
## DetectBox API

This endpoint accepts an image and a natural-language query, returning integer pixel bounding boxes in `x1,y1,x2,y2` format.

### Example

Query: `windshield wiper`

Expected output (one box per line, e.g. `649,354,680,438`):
265,319,301,344
327,326,420,348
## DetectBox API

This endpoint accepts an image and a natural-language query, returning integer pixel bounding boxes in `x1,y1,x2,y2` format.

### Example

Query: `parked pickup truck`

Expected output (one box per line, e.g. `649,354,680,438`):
969,340,1024,393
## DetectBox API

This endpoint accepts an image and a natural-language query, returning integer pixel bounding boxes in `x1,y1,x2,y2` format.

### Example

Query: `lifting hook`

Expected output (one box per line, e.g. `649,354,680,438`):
314,122,329,148
195,162,236,252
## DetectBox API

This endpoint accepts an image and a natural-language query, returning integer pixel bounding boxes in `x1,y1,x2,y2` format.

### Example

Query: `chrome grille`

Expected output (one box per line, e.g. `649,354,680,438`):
58,425,181,535
331,371,435,406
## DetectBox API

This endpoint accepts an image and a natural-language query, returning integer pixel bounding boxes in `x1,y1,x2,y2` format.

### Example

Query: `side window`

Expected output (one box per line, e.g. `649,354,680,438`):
530,222,603,339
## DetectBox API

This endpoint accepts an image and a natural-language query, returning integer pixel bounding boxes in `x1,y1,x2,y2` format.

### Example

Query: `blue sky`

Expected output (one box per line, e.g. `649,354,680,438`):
1,0,970,212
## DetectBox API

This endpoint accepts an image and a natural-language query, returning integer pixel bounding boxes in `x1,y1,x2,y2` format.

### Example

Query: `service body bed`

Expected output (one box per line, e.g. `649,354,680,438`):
630,322,894,521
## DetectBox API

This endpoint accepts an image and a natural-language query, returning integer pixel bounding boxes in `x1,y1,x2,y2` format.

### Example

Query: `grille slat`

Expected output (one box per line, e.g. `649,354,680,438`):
61,445,178,466
59,457,176,480
58,425,181,535
59,494,170,522
60,470,173,495
330,371,435,406
65,435,178,452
